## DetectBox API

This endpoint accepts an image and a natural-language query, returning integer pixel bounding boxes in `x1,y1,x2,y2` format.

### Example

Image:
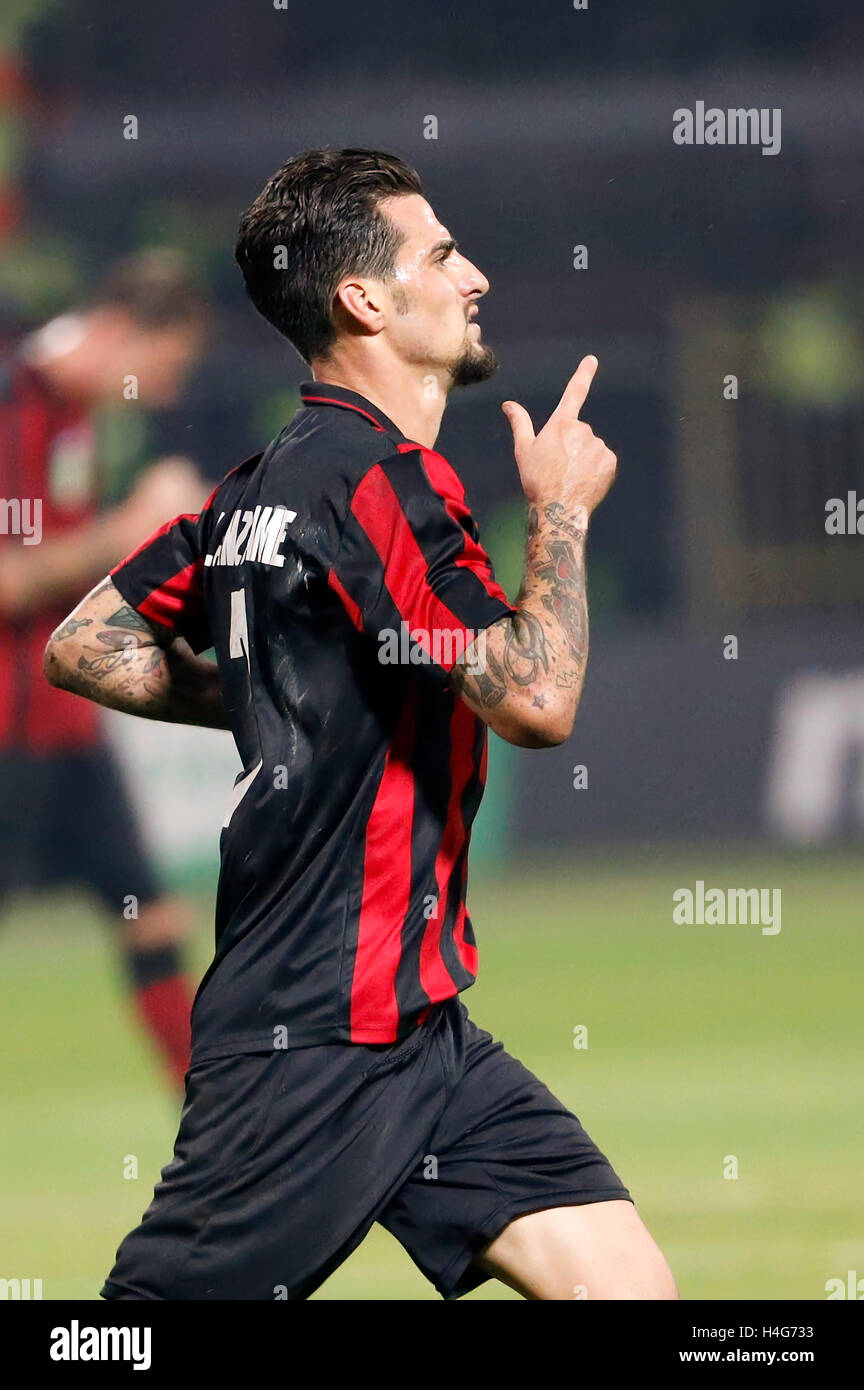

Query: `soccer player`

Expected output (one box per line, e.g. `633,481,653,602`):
45,150,677,1300
0,251,208,1090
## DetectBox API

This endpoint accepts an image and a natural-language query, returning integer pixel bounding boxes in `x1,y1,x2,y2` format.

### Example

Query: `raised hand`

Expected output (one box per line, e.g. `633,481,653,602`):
502,356,617,523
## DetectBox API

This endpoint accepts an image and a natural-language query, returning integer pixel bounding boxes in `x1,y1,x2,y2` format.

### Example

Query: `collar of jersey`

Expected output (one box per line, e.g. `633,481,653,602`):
299,381,405,439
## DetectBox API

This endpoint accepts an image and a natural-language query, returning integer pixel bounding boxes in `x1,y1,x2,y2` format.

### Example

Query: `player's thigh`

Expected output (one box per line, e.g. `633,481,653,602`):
477,1199,678,1301
379,1006,641,1300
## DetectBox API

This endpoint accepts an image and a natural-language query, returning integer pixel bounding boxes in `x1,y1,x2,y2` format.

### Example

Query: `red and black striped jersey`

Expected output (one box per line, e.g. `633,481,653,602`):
111,382,515,1053
0,356,101,751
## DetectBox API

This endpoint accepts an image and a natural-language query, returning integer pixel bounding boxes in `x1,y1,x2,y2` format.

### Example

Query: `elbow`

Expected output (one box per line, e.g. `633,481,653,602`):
491,697,577,749
534,718,574,749
514,717,573,750
43,636,73,691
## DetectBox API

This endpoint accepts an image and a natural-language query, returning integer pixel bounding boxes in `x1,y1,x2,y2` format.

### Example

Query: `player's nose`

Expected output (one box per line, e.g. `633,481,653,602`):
461,256,489,300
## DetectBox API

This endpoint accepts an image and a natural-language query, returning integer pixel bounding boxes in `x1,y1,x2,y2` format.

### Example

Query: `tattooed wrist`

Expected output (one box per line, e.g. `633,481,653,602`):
542,501,589,541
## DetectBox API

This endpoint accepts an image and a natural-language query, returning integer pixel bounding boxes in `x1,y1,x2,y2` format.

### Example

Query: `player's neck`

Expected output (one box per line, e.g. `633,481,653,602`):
309,355,448,449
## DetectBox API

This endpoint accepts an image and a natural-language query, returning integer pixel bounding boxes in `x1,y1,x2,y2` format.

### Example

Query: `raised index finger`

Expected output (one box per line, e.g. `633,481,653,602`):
557,355,599,418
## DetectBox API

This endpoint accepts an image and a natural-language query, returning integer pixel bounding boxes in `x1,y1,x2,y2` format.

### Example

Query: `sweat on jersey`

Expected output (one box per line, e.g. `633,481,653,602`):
110,382,515,1053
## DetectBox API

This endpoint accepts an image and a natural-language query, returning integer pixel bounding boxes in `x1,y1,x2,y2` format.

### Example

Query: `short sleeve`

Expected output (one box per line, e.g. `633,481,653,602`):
328,445,514,674
110,510,211,653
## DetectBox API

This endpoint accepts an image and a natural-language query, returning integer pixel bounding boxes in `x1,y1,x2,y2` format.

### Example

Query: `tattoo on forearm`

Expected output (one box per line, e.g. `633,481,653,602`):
452,497,589,730
106,603,153,632
67,632,225,726
78,631,152,682
47,581,230,730
452,640,508,708
53,616,92,641
502,610,549,685
534,539,588,667
543,502,587,543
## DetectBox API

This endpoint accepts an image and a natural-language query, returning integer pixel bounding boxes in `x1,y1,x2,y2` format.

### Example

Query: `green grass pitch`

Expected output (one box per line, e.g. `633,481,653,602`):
1,849,861,1300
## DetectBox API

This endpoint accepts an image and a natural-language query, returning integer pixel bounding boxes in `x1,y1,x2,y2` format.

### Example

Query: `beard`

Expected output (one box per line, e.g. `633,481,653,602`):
389,283,499,388
449,338,499,387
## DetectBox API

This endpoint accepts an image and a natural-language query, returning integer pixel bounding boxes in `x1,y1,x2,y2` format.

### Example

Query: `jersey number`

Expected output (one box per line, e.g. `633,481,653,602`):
224,588,261,827
229,587,251,668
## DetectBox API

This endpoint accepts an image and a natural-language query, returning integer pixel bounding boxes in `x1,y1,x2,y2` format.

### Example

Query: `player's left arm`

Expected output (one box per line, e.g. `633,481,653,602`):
43,576,230,729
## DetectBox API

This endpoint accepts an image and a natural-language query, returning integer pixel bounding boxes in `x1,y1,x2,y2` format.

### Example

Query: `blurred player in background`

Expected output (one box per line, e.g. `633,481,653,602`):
0,250,208,1090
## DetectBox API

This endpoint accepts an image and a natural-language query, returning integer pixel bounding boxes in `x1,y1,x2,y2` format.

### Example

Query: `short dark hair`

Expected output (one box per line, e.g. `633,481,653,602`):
93,249,207,330
234,148,423,363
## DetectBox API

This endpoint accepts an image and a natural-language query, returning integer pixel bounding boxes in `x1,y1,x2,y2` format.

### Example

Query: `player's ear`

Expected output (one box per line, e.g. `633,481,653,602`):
333,279,385,336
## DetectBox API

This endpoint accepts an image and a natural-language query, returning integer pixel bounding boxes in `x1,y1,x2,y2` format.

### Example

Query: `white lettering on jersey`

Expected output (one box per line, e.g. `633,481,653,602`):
204,504,297,569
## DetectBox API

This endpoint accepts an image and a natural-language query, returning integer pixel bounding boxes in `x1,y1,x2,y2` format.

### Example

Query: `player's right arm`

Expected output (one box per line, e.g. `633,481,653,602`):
451,355,616,748
43,490,230,730
43,575,229,729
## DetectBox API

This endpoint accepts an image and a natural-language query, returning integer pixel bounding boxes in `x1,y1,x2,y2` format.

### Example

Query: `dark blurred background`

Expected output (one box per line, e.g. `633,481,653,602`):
3,0,864,852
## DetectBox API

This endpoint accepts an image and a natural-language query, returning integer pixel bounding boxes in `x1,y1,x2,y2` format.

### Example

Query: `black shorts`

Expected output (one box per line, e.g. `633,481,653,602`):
102,998,632,1300
0,747,160,914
